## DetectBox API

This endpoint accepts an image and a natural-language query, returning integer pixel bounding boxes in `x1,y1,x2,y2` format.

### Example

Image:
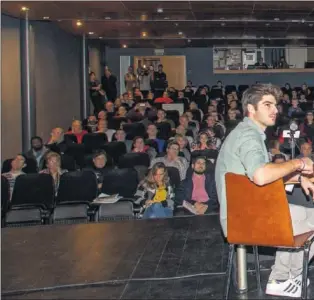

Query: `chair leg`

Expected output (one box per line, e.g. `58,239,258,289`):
253,246,262,291
224,244,235,300
301,243,310,300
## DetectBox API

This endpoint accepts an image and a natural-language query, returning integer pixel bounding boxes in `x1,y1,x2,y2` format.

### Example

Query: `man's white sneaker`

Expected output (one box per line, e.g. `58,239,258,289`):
266,277,309,298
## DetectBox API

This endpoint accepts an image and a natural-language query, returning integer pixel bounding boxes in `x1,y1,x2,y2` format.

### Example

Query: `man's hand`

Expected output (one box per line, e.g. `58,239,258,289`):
299,158,314,175
301,176,314,201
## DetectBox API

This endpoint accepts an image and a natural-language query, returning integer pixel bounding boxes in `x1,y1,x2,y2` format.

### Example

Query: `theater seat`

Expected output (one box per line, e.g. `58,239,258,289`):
95,202,134,222
53,170,98,224
5,174,54,227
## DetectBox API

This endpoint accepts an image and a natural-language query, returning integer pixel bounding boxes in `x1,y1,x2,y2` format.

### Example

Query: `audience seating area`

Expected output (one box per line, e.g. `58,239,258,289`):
2,81,314,227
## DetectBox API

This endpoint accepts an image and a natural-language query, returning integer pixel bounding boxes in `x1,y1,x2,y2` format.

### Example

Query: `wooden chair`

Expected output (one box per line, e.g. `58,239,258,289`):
224,173,314,299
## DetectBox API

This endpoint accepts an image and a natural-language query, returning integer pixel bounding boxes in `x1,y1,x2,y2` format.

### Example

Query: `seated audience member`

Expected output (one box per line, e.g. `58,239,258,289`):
66,120,88,144
185,111,200,131
179,114,197,139
288,99,303,117
203,114,225,139
2,154,26,199
147,91,154,100
174,134,191,163
297,141,314,160
192,132,212,151
96,119,116,142
25,136,48,170
175,125,194,147
134,162,174,219
122,92,134,108
224,109,240,137
154,91,173,104
131,136,156,160
105,101,115,113
84,150,109,192
150,142,188,180
156,109,175,129
272,154,287,164
228,100,242,116
114,97,122,109
176,156,218,214
114,129,132,152
300,111,314,143
40,152,67,196
115,105,128,118
46,127,69,154
86,115,98,133
98,110,107,121
146,124,165,153
268,139,289,161
189,101,204,121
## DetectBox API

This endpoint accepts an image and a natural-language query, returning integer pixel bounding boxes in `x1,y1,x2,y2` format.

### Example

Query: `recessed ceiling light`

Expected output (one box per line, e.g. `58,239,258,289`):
141,31,148,37
164,17,170,20
221,22,225,27
122,44,128,48
178,31,183,35
265,23,270,27
187,39,191,43
274,18,280,21
76,20,83,27
157,8,163,13
88,32,94,35
309,24,313,27
99,37,103,39
43,16,50,20
174,23,178,27
21,6,29,11
140,14,148,21
105,16,111,20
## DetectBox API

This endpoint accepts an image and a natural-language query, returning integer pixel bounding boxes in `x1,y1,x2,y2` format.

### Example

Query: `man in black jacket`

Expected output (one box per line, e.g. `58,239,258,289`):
175,156,219,214
153,64,167,98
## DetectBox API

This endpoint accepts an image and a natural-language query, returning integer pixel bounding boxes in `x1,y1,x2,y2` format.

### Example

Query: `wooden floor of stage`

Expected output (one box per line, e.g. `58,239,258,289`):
2,214,313,299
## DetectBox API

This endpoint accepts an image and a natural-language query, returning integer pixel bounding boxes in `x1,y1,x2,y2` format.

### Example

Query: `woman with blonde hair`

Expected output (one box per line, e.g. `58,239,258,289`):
134,162,174,219
40,152,68,195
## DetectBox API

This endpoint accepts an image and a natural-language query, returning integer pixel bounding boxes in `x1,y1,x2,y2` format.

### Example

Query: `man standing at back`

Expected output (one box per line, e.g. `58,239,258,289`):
215,84,314,298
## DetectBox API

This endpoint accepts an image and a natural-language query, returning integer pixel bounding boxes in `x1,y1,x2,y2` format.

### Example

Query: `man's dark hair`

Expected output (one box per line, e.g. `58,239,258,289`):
272,154,286,162
31,136,43,143
241,83,281,116
167,141,180,150
92,150,107,160
192,156,207,165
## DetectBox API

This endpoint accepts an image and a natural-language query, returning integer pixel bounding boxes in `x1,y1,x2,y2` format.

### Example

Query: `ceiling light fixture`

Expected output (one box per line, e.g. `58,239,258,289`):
141,31,148,37
99,37,103,39
309,24,313,27
76,20,83,27
265,23,270,27
88,32,94,35
157,8,163,13
221,22,225,26
274,18,280,21
105,16,111,20
21,6,29,11
43,16,50,20
164,17,170,20
140,14,148,21
178,31,183,35
122,44,128,48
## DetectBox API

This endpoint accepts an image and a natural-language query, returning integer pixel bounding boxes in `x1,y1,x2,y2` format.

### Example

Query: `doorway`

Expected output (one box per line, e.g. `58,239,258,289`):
134,56,186,90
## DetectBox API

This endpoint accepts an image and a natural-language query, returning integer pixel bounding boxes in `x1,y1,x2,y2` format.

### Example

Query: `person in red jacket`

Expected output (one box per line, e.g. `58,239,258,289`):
154,91,173,104
66,120,88,144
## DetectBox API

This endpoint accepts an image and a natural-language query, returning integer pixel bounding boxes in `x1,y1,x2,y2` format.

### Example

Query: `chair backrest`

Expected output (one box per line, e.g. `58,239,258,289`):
101,168,138,198
156,122,172,140
65,134,78,144
11,174,55,210
166,167,181,188
118,152,150,168
57,171,98,204
82,133,107,153
123,122,146,140
1,175,10,213
225,173,294,247
103,141,127,165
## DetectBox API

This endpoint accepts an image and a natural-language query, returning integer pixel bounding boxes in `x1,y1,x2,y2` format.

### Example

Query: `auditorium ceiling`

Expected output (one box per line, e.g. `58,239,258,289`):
2,1,314,47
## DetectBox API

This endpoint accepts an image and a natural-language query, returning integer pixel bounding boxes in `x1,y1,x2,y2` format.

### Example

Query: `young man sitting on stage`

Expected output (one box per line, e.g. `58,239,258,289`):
215,84,314,298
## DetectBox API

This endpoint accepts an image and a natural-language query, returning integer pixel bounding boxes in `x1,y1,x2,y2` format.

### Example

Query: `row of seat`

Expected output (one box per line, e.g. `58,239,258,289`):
1,167,184,227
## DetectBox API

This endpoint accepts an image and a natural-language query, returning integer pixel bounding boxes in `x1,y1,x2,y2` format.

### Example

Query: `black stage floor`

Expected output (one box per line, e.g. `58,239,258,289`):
2,214,313,299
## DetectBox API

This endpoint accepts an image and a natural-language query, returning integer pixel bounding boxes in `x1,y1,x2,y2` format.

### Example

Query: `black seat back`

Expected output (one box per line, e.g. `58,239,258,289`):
65,144,86,168
123,122,146,140
156,122,172,140
118,152,150,168
1,175,10,215
103,142,127,165
166,167,181,188
101,168,138,198
166,110,180,127
82,133,107,153
56,171,98,204
11,174,55,210
65,134,78,144
61,154,76,171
